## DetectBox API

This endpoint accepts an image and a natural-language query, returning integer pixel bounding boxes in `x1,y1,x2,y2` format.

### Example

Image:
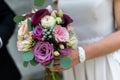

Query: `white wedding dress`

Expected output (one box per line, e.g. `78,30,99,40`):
58,0,120,80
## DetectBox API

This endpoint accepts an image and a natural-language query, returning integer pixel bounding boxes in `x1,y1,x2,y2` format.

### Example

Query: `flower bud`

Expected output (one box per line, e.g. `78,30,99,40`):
48,35,52,38
59,44,64,49
51,11,56,18
56,17,62,24
54,51,60,56
51,43,53,46
47,31,50,35
67,41,74,46
58,9,63,17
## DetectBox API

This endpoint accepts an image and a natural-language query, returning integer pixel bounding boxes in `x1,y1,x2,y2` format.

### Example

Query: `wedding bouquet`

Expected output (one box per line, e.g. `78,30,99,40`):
14,5,77,80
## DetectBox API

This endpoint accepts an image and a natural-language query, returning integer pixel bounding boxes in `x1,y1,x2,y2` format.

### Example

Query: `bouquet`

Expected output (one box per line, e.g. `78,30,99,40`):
14,4,78,80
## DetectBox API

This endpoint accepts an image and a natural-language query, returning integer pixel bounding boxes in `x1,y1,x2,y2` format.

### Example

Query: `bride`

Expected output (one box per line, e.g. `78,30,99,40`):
51,0,120,80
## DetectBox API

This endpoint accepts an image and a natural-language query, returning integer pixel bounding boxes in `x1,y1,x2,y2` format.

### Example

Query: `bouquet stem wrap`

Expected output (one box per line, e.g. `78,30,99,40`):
45,68,60,80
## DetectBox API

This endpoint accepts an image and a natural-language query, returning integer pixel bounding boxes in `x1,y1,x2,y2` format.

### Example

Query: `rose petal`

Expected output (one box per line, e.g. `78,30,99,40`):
32,9,50,26
59,48,72,55
24,13,34,19
32,26,44,40
61,14,73,27
33,41,54,66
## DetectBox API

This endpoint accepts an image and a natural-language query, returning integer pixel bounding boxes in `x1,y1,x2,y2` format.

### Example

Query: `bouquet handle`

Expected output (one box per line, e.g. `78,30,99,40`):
45,68,60,80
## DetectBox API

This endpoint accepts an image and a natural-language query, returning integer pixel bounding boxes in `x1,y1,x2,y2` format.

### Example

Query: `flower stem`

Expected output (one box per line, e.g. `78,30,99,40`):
45,68,60,80
52,72,56,80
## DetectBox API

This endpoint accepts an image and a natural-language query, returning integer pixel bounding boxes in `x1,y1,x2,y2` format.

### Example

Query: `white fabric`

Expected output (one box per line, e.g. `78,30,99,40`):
58,0,120,80
0,37,3,48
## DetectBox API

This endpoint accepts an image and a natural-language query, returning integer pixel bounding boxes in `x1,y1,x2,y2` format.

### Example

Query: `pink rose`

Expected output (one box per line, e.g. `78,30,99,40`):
54,25,69,42
18,20,28,36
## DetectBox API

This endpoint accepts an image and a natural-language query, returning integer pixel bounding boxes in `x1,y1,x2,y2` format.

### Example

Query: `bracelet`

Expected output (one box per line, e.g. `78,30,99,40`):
78,47,86,63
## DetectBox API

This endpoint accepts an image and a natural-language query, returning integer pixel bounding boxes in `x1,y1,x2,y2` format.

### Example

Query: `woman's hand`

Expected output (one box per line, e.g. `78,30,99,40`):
50,48,80,72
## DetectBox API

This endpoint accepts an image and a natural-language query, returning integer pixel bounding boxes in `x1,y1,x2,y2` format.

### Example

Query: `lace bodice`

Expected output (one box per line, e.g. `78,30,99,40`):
58,0,115,42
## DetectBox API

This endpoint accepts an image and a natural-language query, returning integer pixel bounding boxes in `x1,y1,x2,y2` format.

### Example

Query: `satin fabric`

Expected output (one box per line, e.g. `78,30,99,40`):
58,0,120,80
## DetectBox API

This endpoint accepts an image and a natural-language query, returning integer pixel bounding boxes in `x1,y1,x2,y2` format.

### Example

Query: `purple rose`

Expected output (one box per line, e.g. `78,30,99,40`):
32,9,50,26
33,41,54,66
59,47,72,55
61,14,73,27
32,26,44,40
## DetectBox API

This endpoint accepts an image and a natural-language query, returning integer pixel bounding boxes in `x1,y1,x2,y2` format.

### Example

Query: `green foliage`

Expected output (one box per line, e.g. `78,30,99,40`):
13,15,24,23
60,57,71,69
22,51,34,61
30,59,39,66
27,19,33,31
34,0,46,7
23,61,29,67
46,60,54,68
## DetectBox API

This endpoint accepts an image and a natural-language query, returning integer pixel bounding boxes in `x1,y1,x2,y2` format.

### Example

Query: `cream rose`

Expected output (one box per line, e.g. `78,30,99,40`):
41,15,56,28
17,40,35,51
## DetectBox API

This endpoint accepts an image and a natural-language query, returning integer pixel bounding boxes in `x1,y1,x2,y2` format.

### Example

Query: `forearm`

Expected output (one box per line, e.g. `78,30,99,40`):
84,30,120,60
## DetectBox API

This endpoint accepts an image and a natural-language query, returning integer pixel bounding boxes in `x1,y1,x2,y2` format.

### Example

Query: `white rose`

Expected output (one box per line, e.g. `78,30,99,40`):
41,15,56,28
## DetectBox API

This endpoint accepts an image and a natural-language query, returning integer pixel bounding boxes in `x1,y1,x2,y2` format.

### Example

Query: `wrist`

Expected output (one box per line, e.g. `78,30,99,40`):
71,48,80,66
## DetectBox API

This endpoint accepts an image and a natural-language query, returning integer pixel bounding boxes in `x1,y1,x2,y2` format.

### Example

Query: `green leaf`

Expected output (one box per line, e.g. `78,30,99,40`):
60,57,71,69
46,60,54,68
54,72,60,80
30,59,39,66
23,61,29,67
34,0,45,7
22,51,34,61
27,19,33,31
13,15,24,23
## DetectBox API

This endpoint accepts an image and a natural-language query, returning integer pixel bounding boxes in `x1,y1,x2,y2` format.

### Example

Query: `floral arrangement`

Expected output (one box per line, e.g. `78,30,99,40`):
14,4,77,80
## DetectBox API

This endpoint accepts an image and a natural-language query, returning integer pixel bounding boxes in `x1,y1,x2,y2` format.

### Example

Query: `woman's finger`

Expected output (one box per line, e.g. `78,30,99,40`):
50,66,64,72
54,59,60,65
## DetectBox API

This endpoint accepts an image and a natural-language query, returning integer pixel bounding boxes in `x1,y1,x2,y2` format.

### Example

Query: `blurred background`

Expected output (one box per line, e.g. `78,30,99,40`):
5,0,53,80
